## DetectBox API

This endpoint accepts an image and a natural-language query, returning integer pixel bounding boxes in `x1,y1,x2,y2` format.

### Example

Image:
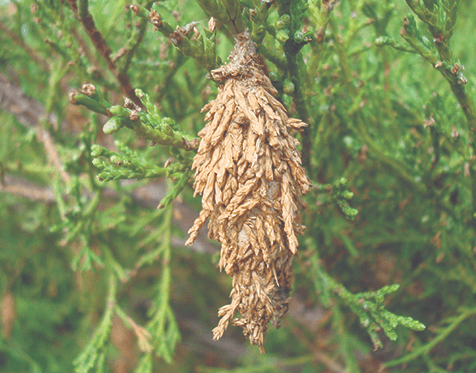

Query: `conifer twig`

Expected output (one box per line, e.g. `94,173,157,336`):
385,307,476,368
65,0,143,108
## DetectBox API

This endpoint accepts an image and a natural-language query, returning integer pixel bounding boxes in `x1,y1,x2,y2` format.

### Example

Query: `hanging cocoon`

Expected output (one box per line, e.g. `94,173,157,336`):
186,31,311,353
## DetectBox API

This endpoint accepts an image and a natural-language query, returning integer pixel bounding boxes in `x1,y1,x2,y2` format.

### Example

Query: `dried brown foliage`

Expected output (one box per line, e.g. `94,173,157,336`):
186,32,310,353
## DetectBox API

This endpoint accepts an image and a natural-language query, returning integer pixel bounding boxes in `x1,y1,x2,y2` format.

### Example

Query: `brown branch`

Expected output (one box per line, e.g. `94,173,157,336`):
36,128,71,183
0,175,55,202
65,0,143,108
68,20,100,67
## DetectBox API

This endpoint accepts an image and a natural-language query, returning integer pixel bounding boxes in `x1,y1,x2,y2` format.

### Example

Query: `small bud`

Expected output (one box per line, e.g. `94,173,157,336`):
294,31,304,44
135,89,145,99
280,14,291,25
130,4,149,18
342,190,354,199
129,110,140,121
208,17,216,32
276,30,290,44
80,83,96,97
276,20,285,30
108,105,126,116
150,9,162,28
269,71,280,81
91,145,104,157
103,118,123,134
283,79,295,94
124,97,136,109
130,4,139,15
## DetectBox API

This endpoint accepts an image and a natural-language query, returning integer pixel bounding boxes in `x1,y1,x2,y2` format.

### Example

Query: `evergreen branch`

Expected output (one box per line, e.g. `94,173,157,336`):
157,168,193,209
145,205,181,363
70,86,199,150
375,36,419,53
399,7,476,133
92,142,189,182
307,249,425,350
131,4,220,72
311,178,359,221
397,3,476,221
197,0,245,35
385,307,476,368
249,0,271,46
73,273,117,373
307,0,337,57
276,0,313,172
65,0,143,107
115,1,155,74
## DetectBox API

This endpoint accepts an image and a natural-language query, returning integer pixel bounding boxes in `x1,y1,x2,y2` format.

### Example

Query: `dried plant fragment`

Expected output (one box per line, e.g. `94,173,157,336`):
186,31,310,353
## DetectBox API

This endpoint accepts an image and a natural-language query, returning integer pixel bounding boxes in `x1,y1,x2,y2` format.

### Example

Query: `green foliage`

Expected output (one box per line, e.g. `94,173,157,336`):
1,0,476,372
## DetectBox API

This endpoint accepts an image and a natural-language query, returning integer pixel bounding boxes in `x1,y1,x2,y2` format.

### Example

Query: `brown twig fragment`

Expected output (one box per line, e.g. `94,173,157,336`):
186,31,311,353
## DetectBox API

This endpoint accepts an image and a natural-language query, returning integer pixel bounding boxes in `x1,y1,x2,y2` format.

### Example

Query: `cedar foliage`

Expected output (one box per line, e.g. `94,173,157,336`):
0,0,475,372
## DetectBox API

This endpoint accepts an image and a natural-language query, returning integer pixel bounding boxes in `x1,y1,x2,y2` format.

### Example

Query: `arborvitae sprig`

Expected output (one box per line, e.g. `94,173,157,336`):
131,4,220,72
157,168,193,209
70,85,199,150
197,0,245,35
307,248,425,351
331,178,359,221
376,2,476,130
69,84,111,116
143,205,180,364
91,141,188,182
248,0,271,45
73,274,116,373
312,178,359,221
